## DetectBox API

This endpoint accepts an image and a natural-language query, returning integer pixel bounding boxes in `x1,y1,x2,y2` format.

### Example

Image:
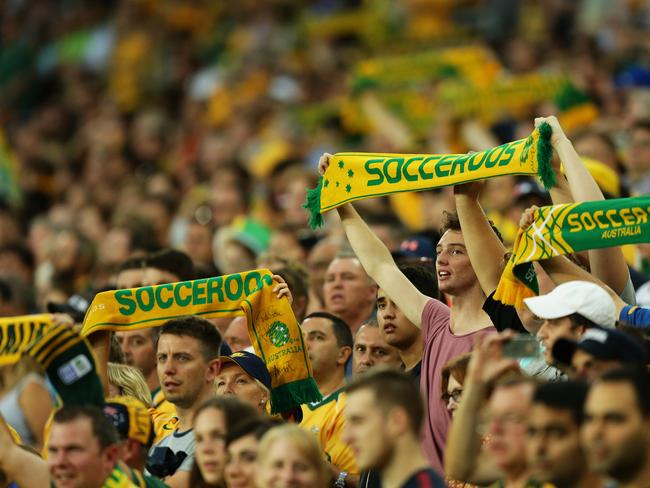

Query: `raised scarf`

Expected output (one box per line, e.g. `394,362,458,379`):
81,269,320,413
495,196,650,307
305,123,555,228
0,314,54,366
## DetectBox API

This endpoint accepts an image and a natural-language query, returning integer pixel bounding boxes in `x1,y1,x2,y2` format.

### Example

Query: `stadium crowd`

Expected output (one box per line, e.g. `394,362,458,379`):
1,0,650,487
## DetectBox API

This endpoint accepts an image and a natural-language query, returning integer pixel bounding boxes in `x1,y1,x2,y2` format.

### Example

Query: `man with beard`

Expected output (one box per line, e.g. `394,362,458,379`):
582,368,650,488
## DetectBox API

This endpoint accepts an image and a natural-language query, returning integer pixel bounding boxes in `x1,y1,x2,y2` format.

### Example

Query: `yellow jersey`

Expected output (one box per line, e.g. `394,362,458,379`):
300,388,358,475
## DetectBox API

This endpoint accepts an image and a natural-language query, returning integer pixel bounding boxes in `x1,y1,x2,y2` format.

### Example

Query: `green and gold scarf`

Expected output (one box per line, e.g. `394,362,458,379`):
81,269,320,413
495,196,650,307
304,123,555,228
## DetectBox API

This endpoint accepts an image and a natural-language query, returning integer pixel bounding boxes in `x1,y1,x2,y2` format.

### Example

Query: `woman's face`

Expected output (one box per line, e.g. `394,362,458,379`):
225,434,259,488
194,408,227,485
215,364,267,412
445,374,463,417
256,437,322,488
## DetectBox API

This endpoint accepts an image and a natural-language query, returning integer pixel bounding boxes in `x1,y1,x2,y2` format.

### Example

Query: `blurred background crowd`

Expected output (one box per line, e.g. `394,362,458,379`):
0,0,649,314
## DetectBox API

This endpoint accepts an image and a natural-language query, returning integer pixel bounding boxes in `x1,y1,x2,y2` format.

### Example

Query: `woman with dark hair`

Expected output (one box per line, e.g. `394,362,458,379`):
224,417,277,488
190,396,258,488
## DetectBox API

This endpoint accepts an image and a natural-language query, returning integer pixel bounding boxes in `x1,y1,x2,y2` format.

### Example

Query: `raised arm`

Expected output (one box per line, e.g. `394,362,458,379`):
445,333,517,483
454,182,507,295
0,415,50,488
319,154,432,327
536,116,630,295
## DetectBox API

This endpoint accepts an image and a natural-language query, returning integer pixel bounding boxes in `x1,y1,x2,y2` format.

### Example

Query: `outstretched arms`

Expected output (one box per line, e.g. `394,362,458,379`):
319,154,435,327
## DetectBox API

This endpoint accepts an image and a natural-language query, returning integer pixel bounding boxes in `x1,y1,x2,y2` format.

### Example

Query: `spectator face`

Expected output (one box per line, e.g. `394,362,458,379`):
435,231,478,296
377,288,420,350
215,363,267,412
194,407,227,485
487,383,533,473
156,334,216,408
184,222,214,266
582,381,648,480
256,436,323,488
116,268,145,289
527,404,585,486
142,267,179,286
224,316,252,352
47,418,118,488
301,317,343,377
627,126,650,176
443,375,463,417
306,240,339,303
352,324,401,375
323,257,375,317
115,329,157,380
225,433,259,488
571,350,622,382
344,388,391,470
536,317,580,364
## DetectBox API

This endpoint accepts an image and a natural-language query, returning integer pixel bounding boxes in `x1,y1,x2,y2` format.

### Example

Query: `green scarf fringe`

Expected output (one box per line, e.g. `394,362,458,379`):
536,121,556,190
304,176,324,229
270,376,322,414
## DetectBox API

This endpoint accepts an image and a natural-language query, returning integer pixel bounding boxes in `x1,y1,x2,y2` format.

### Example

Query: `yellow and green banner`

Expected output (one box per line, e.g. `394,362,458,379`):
0,314,54,366
305,123,555,228
495,196,650,307
81,269,320,413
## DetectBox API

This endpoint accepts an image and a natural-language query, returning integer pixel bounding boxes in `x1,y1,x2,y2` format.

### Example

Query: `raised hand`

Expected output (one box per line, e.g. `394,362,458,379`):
318,153,333,176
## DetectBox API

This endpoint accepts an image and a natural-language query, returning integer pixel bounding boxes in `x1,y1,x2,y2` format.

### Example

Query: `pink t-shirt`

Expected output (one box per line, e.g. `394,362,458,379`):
421,298,495,474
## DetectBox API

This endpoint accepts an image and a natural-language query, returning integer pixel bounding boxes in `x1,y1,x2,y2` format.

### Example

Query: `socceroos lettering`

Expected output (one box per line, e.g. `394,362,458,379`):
566,206,649,234
114,272,272,316
364,139,524,187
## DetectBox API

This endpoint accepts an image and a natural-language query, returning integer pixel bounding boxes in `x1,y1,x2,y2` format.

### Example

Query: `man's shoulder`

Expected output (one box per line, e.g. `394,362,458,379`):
400,468,446,488
421,298,451,333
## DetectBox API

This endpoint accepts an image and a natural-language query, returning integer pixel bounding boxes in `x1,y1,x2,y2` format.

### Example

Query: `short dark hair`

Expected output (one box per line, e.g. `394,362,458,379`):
631,119,650,134
53,405,119,449
275,263,309,321
532,381,589,424
194,396,258,431
303,311,353,348
597,367,650,417
346,368,423,436
398,262,439,300
225,417,277,447
440,210,503,243
118,256,148,273
147,249,195,282
568,313,599,330
159,316,222,361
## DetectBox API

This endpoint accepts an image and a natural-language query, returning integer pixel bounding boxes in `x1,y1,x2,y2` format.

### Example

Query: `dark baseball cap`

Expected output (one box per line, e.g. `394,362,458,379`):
47,294,92,323
395,235,436,261
552,326,647,366
220,351,272,391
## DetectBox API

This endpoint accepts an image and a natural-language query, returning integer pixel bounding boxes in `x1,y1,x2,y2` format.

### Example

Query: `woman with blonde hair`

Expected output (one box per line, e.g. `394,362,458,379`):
107,362,152,407
255,424,330,488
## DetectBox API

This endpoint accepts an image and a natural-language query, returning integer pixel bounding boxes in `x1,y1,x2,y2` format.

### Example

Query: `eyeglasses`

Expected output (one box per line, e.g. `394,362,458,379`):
442,388,463,404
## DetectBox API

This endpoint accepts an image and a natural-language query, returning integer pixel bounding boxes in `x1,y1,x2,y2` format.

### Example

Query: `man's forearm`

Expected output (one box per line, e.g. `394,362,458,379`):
337,204,394,278
1,446,50,488
455,195,506,294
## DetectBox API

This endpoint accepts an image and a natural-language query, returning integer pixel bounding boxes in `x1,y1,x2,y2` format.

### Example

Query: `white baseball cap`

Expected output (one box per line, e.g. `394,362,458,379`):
523,280,617,328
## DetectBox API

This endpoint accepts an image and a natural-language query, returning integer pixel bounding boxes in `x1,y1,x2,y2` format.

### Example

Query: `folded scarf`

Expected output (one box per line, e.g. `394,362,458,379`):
0,314,54,366
81,269,320,413
305,123,555,228
495,196,650,307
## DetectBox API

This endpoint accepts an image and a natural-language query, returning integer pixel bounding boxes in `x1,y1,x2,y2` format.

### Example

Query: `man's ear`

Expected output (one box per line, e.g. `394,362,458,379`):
386,406,410,438
104,443,120,467
207,358,221,381
338,346,352,366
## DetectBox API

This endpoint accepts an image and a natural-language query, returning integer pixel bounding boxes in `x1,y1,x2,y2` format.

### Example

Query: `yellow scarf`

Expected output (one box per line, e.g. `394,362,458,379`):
82,269,320,413
495,196,650,307
305,123,555,228
0,314,54,366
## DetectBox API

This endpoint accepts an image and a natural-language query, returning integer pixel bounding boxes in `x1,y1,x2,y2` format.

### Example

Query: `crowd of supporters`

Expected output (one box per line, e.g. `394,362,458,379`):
1,0,650,487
